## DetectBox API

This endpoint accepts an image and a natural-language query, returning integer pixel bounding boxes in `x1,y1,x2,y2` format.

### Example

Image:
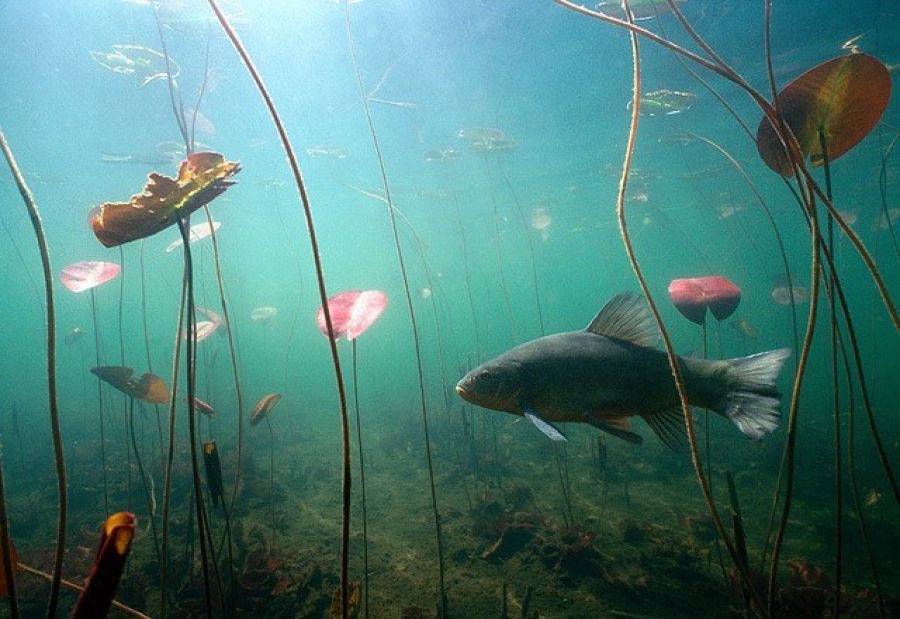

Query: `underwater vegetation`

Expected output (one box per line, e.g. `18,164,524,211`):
0,0,898,617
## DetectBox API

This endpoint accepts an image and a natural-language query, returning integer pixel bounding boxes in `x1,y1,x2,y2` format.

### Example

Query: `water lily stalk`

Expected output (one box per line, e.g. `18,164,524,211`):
0,444,19,618
0,130,67,618
17,562,149,619
205,2,353,615
343,4,448,615
608,9,762,609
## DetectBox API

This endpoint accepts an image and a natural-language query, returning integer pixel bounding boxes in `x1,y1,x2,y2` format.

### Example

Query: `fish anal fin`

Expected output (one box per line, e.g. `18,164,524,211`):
585,292,659,347
586,414,644,445
642,407,688,451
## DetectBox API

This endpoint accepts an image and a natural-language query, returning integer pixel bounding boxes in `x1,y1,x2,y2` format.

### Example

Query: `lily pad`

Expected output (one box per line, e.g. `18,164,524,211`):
250,393,282,426
757,53,891,176
90,152,240,248
91,366,170,403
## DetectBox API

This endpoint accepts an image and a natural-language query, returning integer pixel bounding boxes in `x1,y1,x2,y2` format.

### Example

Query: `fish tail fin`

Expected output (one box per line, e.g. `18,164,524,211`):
719,348,791,440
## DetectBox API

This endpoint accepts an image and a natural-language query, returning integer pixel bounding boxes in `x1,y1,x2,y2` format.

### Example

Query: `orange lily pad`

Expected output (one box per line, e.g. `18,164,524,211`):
757,53,891,176
90,152,241,248
249,393,282,426
91,366,170,403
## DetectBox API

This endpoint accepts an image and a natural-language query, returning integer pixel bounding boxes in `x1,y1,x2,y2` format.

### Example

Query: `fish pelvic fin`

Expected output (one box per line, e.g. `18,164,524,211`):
524,410,568,442
585,415,644,445
642,407,687,451
719,348,791,440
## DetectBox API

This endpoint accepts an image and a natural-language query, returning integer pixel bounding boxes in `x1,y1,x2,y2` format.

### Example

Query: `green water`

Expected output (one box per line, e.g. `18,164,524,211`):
0,0,898,616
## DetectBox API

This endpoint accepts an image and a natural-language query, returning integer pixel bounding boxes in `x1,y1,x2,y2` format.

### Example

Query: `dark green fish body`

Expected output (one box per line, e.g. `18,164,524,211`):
481,331,725,420
456,293,790,446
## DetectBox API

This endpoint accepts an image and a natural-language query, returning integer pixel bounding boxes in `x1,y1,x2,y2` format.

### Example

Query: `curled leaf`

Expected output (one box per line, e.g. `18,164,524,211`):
90,152,240,248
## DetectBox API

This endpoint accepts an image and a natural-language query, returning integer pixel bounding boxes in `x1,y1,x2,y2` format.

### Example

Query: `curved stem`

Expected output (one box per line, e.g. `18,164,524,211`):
205,2,352,614
767,176,822,616
0,131,67,619
611,11,761,611
352,341,370,618
177,217,214,615
89,288,110,517
0,443,19,618
343,6,447,615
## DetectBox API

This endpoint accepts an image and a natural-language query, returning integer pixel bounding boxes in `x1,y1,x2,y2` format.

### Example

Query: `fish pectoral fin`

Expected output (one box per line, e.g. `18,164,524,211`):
642,407,688,451
585,414,644,445
585,292,660,348
523,410,568,442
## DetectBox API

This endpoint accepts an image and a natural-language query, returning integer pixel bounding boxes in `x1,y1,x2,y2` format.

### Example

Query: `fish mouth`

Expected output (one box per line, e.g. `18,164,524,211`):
455,383,471,401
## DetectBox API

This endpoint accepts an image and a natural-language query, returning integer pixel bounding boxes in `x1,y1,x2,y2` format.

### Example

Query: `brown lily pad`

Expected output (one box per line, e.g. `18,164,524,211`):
249,393,282,426
90,152,241,248
757,53,891,176
91,366,170,403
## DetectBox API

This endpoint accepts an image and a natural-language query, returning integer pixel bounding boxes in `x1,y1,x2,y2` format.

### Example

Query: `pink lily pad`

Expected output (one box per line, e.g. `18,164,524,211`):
668,276,741,324
59,261,121,293
316,290,388,341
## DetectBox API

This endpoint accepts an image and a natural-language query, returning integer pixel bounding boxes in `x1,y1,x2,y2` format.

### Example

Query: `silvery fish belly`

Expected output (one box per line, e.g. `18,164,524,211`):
456,293,790,448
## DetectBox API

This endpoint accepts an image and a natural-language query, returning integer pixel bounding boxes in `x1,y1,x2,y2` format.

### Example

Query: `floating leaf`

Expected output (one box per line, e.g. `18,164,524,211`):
165,220,221,253
668,276,741,324
757,53,891,176
250,306,278,324
89,152,241,248
316,290,388,341
90,44,180,88
250,393,282,426
91,366,170,403
59,261,121,293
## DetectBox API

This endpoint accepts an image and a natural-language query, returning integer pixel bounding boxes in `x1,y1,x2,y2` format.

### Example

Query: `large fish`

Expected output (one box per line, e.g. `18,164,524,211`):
455,293,790,447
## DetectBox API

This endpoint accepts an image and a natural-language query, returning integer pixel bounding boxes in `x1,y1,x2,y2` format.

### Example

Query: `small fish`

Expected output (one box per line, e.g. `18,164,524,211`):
456,293,790,448
730,319,759,340
65,327,87,344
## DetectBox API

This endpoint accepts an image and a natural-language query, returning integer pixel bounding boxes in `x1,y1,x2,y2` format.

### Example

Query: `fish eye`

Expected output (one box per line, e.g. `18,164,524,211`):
479,370,492,380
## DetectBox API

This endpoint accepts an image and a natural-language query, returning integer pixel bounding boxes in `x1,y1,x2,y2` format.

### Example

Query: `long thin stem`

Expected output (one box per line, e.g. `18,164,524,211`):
205,3,352,615
17,562,150,619
0,443,19,618
90,288,110,517
343,6,447,615
352,341,370,618
610,11,761,609
128,398,162,571
0,130,67,618
160,264,186,617
767,176,822,616
178,217,214,615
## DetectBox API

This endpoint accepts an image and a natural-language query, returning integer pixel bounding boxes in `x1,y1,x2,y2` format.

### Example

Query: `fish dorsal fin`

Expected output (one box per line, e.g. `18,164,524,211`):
641,407,688,451
585,292,659,347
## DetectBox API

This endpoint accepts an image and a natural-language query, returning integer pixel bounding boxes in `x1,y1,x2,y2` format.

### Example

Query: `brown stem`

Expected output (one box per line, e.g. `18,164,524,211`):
205,1,352,614
0,130,67,619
